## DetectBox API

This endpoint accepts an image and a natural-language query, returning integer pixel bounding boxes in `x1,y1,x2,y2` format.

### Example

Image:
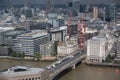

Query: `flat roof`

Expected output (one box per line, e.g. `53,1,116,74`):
92,35,106,40
19,30,47,38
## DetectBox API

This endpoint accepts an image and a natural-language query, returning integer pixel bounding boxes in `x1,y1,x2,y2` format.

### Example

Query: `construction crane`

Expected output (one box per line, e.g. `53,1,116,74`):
67,11,72,39
78,15,86,48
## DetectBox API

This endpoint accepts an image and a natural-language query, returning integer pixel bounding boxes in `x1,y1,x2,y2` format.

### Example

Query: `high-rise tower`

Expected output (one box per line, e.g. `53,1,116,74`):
46,0,53,12
109,3,116,22
72,0,80,12
93,6,98,19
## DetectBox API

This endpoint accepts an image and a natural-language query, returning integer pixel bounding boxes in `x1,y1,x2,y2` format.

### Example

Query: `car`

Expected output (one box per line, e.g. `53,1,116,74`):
56,61,61,64
68,55,74,58
46,66,51,69
52,64,55,68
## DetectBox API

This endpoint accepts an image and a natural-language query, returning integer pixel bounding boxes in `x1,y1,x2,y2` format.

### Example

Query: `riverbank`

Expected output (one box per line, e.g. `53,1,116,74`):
86,61,120,67
0,56,56,62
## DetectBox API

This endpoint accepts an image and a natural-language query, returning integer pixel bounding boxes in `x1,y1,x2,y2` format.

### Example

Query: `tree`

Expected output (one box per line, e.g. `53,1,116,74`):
53,41,58,56
10,51,17,57
34,52,41,60
10,52,25,58
18,52,25,58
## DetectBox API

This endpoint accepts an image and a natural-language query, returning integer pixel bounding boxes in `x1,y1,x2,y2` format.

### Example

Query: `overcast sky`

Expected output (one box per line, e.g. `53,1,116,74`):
0,0,120,6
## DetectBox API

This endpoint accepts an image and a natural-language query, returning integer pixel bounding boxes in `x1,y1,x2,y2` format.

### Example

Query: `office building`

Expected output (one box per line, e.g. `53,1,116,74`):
3,30,26,47
93,6,98,19
115,38,120,63
105,3,116,22
57,40,78,57
0,26,15,45
116,8,120,23
49,26,67,42
0,46,11,56
73,0,80,12
109,3,116,22
13,30,49,56
48,13,60,28
87,35,108,62
40,41,55,57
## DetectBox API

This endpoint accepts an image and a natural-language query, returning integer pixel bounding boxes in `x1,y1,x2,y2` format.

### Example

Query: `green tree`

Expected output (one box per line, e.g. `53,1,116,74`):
21,53,25,58
11,51,17,57
17,52,25,58
10,52,25,58
105,54,115,63
34,52,41,60
53,41,58,56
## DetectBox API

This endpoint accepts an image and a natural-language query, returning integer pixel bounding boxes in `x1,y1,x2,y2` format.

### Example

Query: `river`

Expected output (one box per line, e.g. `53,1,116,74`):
0,58,120,80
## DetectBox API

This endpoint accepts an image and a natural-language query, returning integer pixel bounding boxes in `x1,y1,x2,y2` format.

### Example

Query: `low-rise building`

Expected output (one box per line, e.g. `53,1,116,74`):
13,30,49,56
87,35,109,62
0,66,49,80
57,40,78,57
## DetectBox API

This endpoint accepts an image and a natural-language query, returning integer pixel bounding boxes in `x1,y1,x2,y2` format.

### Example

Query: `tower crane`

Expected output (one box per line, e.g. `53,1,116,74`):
67,11,72,39
78,15,86,48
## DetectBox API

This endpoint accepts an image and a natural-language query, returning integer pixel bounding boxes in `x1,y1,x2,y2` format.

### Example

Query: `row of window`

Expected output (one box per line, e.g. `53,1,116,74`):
89,59,101,62
19,77,41,80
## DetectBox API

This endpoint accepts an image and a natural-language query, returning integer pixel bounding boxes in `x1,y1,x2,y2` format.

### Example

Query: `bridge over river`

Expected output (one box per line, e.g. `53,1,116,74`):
46,50,86,80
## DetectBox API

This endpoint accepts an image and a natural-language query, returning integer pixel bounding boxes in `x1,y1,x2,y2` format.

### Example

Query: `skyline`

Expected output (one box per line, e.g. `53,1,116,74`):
0,0,120,7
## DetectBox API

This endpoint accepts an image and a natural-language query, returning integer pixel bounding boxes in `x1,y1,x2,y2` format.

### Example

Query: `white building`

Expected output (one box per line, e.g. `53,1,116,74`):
57,40,78,57
13,30,49,56
87,35,108,62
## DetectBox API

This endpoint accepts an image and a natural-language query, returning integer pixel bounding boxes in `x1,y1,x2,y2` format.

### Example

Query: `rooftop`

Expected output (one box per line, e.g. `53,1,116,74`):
50,27,66,32
92,35,106,40
0,66,45,77
0,27,15,32
19,30,48,38
58,40,77,47
85,27,98,33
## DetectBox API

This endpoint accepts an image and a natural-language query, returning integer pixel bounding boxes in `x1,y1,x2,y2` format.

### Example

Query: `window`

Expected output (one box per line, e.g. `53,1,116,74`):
38,77,40,79
35,77,37,80
32,78,34,80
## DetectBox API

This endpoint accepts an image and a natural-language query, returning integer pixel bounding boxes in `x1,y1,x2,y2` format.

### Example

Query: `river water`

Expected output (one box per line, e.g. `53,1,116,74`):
0,58,120,80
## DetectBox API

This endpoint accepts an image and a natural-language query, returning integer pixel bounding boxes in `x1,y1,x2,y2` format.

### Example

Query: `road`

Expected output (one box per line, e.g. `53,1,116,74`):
48,50,86,73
